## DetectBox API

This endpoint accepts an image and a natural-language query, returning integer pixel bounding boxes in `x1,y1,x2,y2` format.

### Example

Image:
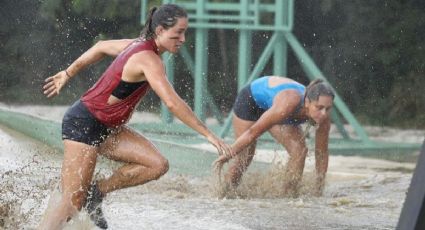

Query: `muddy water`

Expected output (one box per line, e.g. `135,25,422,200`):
0,124,414,230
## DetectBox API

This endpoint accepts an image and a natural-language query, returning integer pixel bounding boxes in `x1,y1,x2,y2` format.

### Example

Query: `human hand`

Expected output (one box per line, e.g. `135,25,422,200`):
43,71,70,98
206,134,233,158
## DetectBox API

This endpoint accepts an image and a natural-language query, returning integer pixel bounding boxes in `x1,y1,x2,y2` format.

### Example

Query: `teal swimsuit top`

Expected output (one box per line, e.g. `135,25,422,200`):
250,76,307,125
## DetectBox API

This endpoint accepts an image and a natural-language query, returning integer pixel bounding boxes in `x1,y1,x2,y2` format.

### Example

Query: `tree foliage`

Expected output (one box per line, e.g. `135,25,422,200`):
0,0,423,128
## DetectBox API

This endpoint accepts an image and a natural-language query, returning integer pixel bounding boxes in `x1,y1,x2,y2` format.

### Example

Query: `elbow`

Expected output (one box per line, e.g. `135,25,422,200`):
92,40,109,54
91,41,103,51
94,40,105,47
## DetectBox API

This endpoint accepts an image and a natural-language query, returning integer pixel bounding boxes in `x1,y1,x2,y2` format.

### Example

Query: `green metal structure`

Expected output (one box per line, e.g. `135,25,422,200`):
141,0,360,139
0,1,419,183
139,0,421,155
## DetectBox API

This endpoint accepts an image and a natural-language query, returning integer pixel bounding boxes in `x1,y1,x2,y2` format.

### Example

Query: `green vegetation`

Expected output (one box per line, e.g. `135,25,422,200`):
0,0,423,128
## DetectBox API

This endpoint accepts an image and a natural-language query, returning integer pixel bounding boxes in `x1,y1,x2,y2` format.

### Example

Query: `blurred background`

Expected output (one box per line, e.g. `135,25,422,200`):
0,0,424,128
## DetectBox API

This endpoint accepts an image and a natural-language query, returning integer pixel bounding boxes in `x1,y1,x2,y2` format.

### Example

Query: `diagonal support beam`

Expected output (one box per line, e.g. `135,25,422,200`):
284,32,370,143
219,33,279,138
179,45,224,124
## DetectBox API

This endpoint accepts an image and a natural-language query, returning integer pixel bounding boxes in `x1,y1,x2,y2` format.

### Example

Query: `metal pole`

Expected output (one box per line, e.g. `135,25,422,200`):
194,0,208,121
161,53,175,123
238,0,252,90
273,0,288,76
179,45,224,124
220,34,279,138
140,0,147,25
284,32,370,143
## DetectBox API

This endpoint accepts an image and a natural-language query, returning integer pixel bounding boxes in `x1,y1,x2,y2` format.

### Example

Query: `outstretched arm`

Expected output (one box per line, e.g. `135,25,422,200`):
231,92,302,155
213,91,302,172
132,51,231,157
43,39,135,98
65,39,135,77
313,117,331,196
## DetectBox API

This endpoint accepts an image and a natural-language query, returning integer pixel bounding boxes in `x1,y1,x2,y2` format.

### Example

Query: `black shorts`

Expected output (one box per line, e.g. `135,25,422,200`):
233,85,307,126
62,100,115,146
233,85,265,121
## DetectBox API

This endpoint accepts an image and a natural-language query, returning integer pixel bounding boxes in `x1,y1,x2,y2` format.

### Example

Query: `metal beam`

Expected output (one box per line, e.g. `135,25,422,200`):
284,32,370,143
273,1,288,76
179,46,224,124
220,34,279,138
238,0,252,90
193,0,208,121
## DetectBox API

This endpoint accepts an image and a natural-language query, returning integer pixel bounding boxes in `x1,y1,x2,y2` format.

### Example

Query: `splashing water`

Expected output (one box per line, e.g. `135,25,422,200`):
0,123,415,229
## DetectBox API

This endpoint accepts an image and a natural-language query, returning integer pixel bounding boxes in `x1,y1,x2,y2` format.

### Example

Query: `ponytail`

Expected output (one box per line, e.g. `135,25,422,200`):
140,4,187,40
140,7,158,40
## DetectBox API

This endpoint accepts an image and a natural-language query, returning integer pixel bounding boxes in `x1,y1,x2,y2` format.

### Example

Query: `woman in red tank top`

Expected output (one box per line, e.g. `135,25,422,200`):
39,4,231,229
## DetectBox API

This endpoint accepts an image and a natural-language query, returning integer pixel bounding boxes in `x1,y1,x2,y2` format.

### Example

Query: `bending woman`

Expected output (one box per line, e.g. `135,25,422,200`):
39,4,230,230
214,76,334,197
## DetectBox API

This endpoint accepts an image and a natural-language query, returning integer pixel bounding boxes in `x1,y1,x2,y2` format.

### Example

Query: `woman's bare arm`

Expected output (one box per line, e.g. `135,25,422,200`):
130,51,231,156
212,91,302,172
65,39,135,77
231,91,302,155
43,39,135,98
313,117,331,195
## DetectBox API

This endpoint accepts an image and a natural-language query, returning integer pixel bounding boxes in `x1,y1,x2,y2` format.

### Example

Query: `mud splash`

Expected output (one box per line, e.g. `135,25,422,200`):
0,123,416,229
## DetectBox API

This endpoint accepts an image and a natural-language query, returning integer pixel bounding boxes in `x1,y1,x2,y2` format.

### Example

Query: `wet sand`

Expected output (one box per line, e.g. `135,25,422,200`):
0,119,418,229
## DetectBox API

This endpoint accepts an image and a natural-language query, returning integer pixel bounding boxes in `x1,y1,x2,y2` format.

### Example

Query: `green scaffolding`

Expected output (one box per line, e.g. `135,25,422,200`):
140,0,421,155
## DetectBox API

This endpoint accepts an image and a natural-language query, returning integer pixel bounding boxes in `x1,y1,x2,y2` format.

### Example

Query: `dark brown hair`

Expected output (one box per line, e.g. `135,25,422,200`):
140,4,188,40
305,79,335,101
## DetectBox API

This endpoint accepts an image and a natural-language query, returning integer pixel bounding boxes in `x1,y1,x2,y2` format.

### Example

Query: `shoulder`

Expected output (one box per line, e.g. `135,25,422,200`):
270,90,302,115
128,50,163,68
275,90,302,107
94,39,136,55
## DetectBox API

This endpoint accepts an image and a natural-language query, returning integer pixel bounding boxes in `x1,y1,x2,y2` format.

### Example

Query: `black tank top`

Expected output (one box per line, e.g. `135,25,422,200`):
111,80,146,99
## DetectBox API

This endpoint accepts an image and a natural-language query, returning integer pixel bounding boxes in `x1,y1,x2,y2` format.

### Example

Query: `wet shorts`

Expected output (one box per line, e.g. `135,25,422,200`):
233,85,307,125
62,100,115,146
233,85,265,121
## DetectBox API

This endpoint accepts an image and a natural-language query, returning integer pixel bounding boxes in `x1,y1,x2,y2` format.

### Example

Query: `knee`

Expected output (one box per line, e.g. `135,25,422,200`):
151,157,169,179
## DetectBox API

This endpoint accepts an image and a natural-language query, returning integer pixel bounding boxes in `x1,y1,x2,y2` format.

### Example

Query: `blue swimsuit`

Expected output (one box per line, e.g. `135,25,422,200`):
233,76,307,125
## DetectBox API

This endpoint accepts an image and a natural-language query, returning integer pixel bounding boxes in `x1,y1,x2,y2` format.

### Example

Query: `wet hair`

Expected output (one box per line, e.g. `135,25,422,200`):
140,4,188,40
304,79,335,101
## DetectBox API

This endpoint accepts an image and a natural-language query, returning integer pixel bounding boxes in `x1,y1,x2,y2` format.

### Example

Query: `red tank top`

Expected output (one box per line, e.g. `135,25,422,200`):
81,39,158,127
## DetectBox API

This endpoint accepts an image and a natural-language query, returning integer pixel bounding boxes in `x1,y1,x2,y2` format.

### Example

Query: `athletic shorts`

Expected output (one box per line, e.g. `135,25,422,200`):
62,100,115,146
233,85,265,121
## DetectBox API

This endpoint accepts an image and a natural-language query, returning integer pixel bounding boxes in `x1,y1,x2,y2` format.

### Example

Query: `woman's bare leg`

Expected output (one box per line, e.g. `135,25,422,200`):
224,115,257,187
38,140,98,230
96,126,169,194
269,125,307,197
